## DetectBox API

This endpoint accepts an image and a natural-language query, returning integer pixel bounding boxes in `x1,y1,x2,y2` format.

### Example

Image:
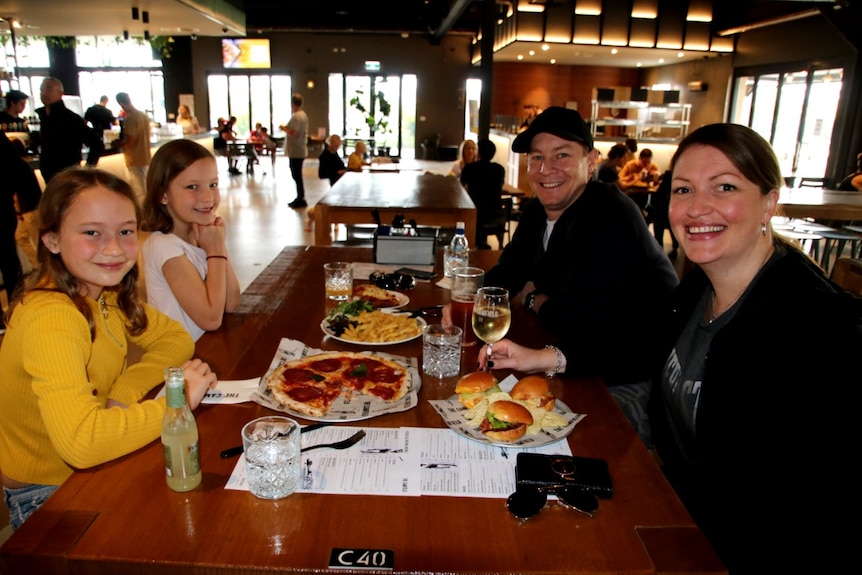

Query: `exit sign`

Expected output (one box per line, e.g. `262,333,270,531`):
365,60,381,71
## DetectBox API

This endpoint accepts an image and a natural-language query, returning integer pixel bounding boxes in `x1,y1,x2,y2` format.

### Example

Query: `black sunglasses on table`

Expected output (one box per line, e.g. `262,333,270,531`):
506,484,599,523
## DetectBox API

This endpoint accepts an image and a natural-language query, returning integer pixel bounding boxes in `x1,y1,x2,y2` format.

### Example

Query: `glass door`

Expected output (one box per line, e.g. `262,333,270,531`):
328,73,416,159
206,73,292,136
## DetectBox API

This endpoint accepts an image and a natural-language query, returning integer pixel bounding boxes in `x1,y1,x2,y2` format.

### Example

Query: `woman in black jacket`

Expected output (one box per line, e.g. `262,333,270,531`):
650,123,862,573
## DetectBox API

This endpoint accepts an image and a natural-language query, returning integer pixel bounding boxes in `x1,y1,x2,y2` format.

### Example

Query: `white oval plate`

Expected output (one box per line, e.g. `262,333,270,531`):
321,313,426,346
432,396,579,448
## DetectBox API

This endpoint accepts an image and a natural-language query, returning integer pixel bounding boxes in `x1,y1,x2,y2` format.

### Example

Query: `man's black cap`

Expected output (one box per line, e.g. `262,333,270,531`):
512,106,594,153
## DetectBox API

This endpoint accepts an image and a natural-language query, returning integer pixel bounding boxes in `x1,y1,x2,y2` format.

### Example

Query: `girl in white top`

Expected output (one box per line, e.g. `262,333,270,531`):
142,139,241,340
449,139,477,178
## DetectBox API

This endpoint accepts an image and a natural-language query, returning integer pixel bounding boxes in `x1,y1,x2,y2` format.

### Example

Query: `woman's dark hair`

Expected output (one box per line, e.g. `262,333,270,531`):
144,138,215,233
7,167,148,339
670,123,783,195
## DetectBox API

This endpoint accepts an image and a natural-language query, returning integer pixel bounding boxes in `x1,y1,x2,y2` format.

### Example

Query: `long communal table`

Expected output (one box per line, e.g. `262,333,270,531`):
0,247,725,575
313,172,477,246
778,186,862,222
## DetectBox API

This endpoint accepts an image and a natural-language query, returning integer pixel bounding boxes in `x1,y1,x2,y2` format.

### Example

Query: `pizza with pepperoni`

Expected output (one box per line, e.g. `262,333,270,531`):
266,352,410,418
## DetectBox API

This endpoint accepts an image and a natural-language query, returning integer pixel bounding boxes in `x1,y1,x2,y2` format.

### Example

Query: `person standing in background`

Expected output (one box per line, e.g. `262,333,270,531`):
115,92,151,201
84,95,116,135
284,93,309,208
460,138,505,249
0,90,30,134
624,137,638,164
1,132,25,321
36,77,103,184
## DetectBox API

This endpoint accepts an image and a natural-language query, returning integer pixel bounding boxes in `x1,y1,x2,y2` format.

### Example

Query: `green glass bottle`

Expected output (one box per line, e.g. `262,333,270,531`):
161,367,202,492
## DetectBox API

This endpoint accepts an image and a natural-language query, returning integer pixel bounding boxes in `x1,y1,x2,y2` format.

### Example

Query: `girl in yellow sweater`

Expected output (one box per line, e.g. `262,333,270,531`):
0,168,217,531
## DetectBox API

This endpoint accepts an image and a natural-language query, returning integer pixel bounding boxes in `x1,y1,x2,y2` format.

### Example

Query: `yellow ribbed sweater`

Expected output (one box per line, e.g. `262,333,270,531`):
0,290,194,485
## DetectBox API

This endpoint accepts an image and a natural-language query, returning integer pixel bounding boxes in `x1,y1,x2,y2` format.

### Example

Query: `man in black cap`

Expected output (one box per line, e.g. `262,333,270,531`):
478,106,679,442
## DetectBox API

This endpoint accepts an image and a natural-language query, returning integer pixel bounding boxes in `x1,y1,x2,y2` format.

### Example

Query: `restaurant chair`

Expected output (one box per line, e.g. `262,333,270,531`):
790,220,862,275
830,257,862,296
774,227,825,263
481,197,514,249
798,177,829,188
844,226,862,257
228,142,258,174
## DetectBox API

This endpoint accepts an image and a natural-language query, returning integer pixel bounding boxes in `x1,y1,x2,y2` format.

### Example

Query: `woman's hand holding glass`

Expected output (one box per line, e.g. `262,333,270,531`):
472,287,511,359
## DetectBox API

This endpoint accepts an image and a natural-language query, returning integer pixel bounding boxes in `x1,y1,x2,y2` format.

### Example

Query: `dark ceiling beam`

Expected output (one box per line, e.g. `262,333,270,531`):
432,0,476,40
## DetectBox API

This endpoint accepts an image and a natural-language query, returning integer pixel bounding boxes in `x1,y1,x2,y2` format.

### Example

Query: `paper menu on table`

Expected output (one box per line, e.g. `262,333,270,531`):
225,426,573,499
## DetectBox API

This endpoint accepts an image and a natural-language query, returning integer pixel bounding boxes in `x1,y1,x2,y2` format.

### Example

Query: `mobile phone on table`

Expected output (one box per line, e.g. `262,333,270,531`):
395,267,437,280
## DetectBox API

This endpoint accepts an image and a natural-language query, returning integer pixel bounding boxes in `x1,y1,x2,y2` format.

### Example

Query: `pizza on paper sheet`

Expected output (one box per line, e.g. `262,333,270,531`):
266,352,410,418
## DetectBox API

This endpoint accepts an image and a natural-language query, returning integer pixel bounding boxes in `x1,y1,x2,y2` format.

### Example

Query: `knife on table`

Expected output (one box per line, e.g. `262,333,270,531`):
220,422,332,458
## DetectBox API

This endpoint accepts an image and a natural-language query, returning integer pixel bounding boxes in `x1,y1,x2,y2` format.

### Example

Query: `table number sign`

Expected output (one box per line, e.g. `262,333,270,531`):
329,548,394,570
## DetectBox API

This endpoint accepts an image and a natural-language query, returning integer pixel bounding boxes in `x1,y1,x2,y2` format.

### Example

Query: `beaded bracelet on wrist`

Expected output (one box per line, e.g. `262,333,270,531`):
543,345,563,379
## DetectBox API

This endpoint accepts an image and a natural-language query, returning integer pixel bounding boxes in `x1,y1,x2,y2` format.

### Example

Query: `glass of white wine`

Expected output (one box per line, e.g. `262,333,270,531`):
472,286,511,358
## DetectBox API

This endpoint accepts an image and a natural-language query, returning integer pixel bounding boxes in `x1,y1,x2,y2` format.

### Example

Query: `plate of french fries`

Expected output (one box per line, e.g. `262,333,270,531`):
321,308,426,345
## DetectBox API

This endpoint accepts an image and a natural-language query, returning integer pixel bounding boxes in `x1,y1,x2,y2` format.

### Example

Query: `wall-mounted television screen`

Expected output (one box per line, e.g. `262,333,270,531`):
222,39,271,69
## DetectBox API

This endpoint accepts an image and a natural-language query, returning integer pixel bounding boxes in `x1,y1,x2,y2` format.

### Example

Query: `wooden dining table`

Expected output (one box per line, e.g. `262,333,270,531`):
778,186,862,222
0,247,725,575
314,172,477,246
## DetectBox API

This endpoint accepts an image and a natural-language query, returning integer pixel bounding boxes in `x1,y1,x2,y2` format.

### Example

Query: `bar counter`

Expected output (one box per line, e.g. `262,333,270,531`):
0,247,725,575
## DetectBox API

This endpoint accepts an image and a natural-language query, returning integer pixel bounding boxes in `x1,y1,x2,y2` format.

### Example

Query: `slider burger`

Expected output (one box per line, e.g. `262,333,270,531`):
455,371,501,409
480,401,533,442
510,375,556,411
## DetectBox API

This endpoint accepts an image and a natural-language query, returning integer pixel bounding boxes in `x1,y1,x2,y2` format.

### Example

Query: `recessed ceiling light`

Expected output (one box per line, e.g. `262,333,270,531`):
542,44,549,51
658,58,665,63
611,48,618,55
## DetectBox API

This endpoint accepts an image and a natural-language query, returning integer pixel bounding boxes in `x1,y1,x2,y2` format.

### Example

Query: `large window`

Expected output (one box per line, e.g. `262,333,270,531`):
328,73,417,159
730,65,844,181
1,36,165,125
206,73,292,137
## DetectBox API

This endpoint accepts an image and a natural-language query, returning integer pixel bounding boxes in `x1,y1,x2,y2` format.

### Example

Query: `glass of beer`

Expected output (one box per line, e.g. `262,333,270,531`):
324,262,353,301
450,266,484,347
